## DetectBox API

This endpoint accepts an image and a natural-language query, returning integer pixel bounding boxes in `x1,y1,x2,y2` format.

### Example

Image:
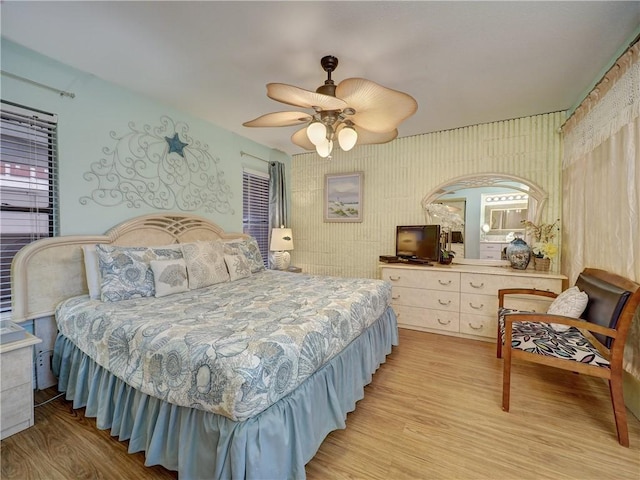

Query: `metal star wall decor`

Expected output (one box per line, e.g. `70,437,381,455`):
80,116,234,214
165,132,188,157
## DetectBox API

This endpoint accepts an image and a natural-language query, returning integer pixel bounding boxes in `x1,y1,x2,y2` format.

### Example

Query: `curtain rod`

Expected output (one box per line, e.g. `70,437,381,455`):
240,150,270,164
1,70,76,99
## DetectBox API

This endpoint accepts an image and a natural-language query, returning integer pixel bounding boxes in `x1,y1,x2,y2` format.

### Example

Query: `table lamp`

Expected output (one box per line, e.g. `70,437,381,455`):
269,226,294,270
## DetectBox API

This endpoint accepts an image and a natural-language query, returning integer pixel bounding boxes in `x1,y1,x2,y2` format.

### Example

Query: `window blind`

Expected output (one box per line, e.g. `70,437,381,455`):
0,101,58,316
242,169,269,266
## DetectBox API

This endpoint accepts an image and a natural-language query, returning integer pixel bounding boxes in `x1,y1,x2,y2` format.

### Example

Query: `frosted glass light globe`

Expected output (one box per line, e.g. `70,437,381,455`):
338,126,358,151
307,122,327,146
316,139,333,158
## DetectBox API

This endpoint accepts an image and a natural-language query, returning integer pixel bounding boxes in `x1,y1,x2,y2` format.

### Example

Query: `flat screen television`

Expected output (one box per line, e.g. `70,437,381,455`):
395,225,441,261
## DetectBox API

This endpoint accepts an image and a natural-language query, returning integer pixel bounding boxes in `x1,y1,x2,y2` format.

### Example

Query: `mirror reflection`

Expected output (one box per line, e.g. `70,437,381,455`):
422,174,547,260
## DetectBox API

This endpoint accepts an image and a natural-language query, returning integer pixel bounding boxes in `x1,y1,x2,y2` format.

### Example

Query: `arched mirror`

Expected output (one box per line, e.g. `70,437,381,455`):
421,174,548,261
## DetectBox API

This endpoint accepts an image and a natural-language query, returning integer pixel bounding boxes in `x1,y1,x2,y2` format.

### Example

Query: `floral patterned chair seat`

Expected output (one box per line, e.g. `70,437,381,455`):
498,308,610,368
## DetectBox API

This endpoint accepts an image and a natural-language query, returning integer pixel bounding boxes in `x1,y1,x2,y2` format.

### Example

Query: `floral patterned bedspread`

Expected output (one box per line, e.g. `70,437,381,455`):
55,270,391,421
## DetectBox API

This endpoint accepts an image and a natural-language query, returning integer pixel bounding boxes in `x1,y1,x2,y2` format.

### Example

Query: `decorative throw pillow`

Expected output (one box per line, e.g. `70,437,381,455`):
97,244,182,302
546,286,589,331
150,258,189,297
225,253,252,281
223,237,265,273
82,244,101,300
182,241,230,289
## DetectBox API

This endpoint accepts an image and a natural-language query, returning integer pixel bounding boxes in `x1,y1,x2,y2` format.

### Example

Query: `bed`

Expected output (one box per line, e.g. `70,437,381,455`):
11,213,398,479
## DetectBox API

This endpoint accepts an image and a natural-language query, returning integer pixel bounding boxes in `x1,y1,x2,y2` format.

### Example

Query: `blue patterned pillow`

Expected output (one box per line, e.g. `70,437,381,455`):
223,237,265,273
97,244,182,302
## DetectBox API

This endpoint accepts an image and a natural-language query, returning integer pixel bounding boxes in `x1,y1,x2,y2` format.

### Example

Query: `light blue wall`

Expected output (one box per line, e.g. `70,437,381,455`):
1,39,290,235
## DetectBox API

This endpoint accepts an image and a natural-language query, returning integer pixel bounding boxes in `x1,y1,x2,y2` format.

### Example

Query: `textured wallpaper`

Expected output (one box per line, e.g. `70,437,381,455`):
290,112,565,279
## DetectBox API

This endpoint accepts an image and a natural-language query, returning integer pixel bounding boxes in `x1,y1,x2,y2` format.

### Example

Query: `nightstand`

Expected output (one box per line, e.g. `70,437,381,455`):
1,333,42,439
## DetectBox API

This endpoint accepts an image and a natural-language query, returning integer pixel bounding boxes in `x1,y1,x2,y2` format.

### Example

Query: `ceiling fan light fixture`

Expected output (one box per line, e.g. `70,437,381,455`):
307,121,327,146
245,55,417,156
316,139,333,158
338,126,358,151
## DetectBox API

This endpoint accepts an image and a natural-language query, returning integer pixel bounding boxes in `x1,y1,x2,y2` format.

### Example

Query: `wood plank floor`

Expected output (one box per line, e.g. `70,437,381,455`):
2,328,639,479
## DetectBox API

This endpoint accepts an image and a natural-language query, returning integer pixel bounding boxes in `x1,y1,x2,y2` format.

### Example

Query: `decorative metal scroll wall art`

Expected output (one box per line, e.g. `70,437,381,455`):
80,116,233,214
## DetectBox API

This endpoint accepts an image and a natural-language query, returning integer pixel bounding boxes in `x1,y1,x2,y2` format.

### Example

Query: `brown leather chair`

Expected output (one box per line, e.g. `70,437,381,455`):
497,268,640,447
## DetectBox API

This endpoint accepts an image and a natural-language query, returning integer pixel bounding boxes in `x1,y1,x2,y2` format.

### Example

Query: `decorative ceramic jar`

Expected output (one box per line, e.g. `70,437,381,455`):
506,237,531,270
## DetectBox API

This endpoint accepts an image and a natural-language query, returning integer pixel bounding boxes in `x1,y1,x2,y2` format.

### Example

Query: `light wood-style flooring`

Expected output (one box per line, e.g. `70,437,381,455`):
2,328,639,479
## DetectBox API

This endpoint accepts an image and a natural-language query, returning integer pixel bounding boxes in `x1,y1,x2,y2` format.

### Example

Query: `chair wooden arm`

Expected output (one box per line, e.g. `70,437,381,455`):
498,288,558,308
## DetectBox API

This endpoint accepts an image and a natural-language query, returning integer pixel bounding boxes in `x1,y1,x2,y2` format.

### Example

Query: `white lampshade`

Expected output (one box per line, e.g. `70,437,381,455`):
316,139,333,158
338,126,358,151
306,121,327,146
270,228,294,251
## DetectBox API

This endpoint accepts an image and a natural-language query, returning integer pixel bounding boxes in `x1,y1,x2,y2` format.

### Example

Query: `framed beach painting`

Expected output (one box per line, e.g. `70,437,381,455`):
324,172,363,223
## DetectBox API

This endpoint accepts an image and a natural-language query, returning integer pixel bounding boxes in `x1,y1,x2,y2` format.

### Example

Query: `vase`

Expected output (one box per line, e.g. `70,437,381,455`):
506,237,531,270
534,256,551,271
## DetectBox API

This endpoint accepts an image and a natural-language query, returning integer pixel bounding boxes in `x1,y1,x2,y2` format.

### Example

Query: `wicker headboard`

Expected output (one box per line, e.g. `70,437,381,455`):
10,213,247,323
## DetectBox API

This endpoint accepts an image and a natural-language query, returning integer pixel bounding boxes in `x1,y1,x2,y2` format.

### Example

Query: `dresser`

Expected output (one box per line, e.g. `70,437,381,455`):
1,333,42,439
380,263,566,342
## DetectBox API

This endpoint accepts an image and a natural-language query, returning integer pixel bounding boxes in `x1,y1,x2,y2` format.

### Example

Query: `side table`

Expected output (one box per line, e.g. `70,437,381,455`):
1,332,42,439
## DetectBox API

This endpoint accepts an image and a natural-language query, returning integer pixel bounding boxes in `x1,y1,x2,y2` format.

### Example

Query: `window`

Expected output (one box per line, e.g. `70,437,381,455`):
1,101,58,316
242,169,269,266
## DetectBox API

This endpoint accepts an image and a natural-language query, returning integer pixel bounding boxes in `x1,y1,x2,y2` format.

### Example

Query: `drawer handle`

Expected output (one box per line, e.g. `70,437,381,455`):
392,294,401,300
437,318,451,326
469,302,484,310
438,299,451,306
468,322,484,330
469,282,484,289
389,276,401,281
438,280,452,286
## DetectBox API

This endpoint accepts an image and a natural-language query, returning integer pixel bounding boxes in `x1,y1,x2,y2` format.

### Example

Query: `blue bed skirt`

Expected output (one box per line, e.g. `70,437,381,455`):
53,306,398,479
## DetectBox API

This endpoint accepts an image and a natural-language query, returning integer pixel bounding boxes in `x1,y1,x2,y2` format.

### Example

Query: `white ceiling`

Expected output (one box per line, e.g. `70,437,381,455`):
2,1,639,155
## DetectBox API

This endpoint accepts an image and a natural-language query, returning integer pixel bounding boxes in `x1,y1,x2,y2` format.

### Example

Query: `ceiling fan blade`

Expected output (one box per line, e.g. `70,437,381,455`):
336,78,417,133
336,123,398,145
267,83,347,110
243,111,312,127
291,127,315,150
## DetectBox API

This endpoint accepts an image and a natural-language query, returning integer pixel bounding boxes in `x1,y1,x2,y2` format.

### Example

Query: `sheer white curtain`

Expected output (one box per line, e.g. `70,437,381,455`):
562,42,639,378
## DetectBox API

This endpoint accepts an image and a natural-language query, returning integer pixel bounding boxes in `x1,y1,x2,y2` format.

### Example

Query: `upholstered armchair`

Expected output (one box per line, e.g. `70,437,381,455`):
497,268,640,447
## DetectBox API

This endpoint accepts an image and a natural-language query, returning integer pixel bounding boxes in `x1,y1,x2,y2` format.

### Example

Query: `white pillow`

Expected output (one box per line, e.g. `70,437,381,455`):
82,244,101,300
225,253,252,281
150,258,189,297
181,241,230,290
546,286,588,331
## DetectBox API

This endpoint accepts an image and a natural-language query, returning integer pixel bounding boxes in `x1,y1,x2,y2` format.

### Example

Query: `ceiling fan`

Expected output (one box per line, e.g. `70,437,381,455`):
243,55,418,157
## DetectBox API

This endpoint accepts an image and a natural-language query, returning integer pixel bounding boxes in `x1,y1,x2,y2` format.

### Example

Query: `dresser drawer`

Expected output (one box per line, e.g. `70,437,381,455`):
502,294,555,313
1,347,33,391
460,273,562,295
460,313,497,339
0,383,32,429
460,292,498,316
382,268,460,292
393,305,459,333
391,286,459,311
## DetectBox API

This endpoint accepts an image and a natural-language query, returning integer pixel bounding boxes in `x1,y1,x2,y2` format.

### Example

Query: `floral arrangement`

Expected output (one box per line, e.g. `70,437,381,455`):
425,203,464,231
425,203,464,261
521,219,560,259
531,242,558,260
